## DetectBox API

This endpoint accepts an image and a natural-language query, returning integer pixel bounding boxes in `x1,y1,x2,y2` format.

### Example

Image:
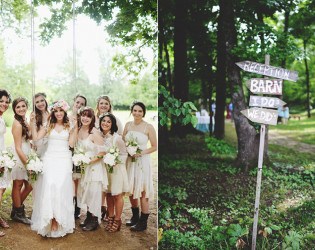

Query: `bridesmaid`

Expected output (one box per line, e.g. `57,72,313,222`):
0,90,11,236
69,94,87,219
30,92,49,158
94,95,123,221
76,107,107,231
95,95,123,134
123,101,157,231
10,97,32,225
100,113,129,232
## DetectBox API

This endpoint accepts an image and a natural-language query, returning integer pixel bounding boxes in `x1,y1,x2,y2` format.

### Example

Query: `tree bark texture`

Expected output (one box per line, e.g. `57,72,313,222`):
223,0,268,172
215,0,227,140
304,40,311,118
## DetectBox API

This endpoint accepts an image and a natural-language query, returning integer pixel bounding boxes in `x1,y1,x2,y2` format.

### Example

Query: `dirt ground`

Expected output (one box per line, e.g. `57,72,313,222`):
0,164,157,250
268,129,315,154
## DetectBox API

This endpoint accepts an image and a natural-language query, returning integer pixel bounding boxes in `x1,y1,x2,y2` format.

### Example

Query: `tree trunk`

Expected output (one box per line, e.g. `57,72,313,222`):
223,0,268,172
215,0,227,140
171,0,189,136
280,1,291,100
304,40,311,118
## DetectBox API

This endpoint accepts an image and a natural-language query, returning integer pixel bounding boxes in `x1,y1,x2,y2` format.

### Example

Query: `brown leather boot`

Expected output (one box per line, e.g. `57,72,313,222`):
11,206,31,225
82,216,98,231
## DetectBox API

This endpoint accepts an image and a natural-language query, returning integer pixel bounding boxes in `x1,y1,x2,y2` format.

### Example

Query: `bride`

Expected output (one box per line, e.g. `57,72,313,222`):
30,100,76,237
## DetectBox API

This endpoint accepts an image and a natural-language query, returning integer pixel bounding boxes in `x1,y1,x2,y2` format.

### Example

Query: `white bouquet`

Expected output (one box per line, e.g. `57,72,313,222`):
72,146,91,174
25,150,44,182
0,148,16,177
103,145,121,174
125,134,141,162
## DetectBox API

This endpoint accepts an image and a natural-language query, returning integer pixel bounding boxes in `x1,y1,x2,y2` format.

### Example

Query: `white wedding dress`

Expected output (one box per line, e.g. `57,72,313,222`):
31,129,75,238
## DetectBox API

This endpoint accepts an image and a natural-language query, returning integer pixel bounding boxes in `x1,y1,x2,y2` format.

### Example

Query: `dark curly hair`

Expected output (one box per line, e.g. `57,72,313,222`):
99,113,118,135
0,89,12,103
12,97,29,141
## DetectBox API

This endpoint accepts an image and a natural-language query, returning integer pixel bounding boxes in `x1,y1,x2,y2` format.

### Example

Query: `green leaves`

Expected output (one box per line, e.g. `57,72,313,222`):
158,85,198,128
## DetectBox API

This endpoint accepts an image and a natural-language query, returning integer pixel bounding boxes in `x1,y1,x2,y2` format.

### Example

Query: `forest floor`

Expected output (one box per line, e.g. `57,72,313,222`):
0,162,157,250
159,119,314,249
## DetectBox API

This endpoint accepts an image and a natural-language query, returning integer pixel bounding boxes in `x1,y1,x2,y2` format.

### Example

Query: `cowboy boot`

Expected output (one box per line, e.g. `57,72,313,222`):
11,206,31,225
126,207,139,226
80,211,91,227
130,212,149,232
74,197,81,219
82,216,98,231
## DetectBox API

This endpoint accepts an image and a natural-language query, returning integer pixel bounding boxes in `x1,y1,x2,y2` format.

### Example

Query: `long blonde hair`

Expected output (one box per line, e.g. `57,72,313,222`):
96,95,112,118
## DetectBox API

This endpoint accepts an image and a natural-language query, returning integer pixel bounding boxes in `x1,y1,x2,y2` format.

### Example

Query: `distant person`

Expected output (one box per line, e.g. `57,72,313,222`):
282,106,289,125
277,107,284,124
229,103,233,122
200,106,209,116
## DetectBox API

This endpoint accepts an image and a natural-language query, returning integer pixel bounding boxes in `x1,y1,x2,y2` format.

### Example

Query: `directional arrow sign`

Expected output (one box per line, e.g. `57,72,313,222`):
249,96,286,109
245,78,282,95
236,61,298,82
241,108,278,125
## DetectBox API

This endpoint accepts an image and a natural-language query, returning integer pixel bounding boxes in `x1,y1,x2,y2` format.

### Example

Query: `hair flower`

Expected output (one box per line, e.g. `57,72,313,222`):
49,100,70,112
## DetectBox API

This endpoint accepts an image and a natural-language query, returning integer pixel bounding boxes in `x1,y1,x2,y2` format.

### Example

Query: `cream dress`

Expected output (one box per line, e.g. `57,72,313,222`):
0,116,9,188
125,123,154,199
103,132,129,196
31,129,75,238
11,122,31,181
77,136,108,223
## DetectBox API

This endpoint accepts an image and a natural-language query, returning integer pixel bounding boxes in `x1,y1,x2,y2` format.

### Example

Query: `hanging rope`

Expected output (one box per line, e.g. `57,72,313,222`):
31,0,35,112
73,0,77,94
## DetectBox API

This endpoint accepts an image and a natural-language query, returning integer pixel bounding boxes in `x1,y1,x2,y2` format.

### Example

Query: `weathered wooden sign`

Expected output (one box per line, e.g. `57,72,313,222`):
240,108,278,125
236,61,298,82
249,96,286,109
245,78,283,95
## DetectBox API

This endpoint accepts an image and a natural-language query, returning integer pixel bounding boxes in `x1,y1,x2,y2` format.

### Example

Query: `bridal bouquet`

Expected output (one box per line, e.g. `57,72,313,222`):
125,135,141,162
25,150,44,182
0,148,16,177
103,145,121,174
72,146,91,174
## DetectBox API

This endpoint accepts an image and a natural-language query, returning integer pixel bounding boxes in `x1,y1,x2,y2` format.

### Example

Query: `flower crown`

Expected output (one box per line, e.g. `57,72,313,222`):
77,106,91,115
96,95,111,104
49,100,70,112
99,112,111,121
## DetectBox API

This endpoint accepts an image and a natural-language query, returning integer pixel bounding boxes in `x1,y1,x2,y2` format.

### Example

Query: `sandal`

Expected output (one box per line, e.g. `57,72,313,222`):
109,219,121,233
101,206,109,222
0,216,9,228
105,216,115,231
0,231,5,237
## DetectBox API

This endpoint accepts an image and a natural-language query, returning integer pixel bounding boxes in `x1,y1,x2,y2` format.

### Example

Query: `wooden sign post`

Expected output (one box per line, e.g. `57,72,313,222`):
237,56,298,250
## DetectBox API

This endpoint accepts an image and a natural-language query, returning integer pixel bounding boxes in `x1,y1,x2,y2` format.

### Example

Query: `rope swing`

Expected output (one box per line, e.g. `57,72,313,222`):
73,0,77,94
31,0,35,112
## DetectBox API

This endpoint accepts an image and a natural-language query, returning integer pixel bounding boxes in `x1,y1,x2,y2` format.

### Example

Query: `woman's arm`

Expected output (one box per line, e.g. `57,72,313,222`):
12,120,27,165
69,124,78,148
30,113,47,142
89,130,106,164
122,121,130,142
139,124,157,155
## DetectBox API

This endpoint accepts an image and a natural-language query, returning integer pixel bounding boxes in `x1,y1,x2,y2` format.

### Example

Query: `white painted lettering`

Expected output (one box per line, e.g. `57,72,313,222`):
266,80,273,93
244,61,250,71
251,79,258,92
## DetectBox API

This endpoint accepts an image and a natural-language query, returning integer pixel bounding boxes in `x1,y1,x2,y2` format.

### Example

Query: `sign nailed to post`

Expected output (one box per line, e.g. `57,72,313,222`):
245,78,283,95
241,108,278,126
249,96,286,109
236,61,299,82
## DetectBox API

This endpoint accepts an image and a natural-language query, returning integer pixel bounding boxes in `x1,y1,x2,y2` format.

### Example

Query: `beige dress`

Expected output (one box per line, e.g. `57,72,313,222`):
103,133,129,196
125,123,154,199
